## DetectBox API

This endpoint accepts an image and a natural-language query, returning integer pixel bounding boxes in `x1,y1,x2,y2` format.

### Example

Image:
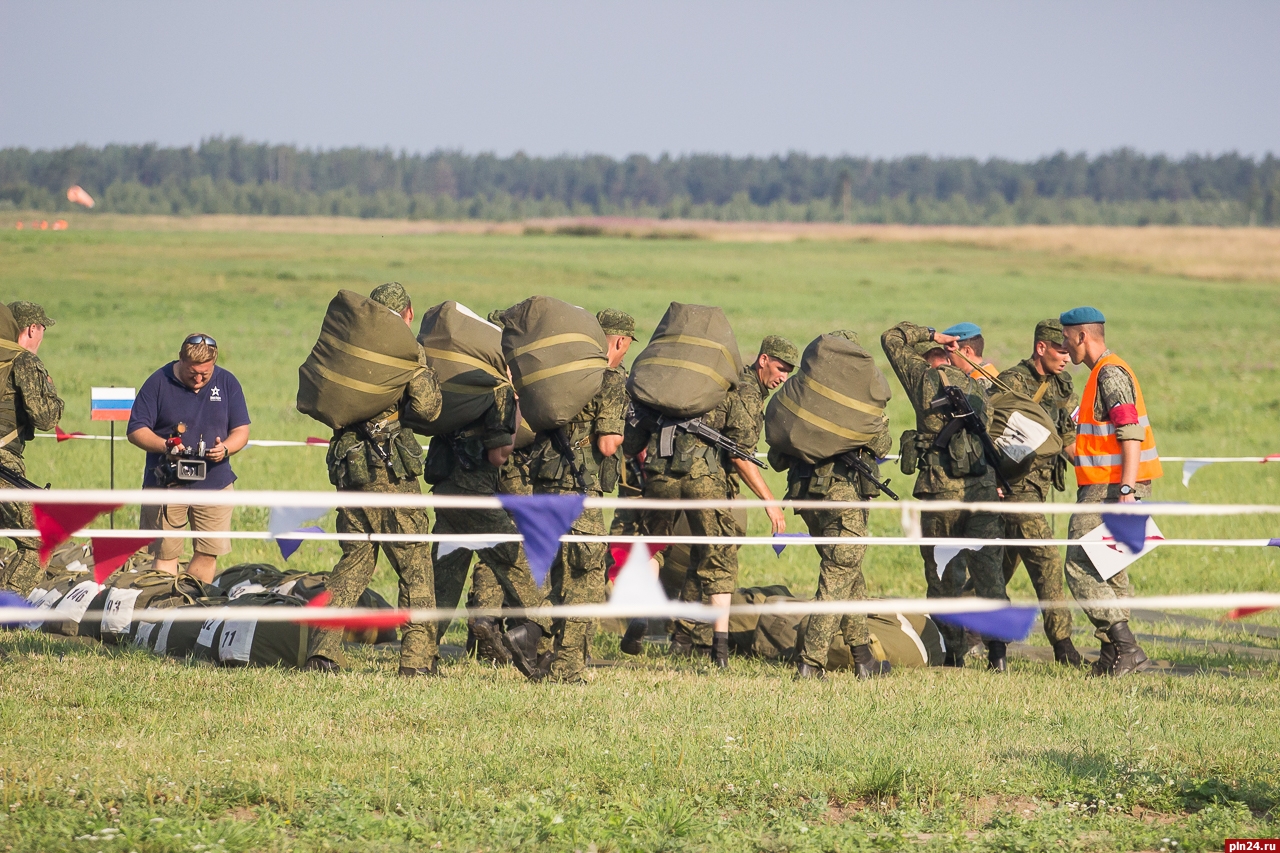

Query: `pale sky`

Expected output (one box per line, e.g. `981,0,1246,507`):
2,0,1276,160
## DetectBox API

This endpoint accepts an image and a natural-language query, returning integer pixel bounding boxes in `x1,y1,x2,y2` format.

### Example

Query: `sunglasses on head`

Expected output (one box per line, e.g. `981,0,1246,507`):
184,334,217,348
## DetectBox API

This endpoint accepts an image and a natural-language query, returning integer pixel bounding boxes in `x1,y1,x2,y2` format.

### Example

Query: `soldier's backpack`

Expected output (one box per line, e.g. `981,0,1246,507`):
501,296,608,432
86,570,213,645
134,596,228,658
627,303,741,418
0,303,24,407
272,572,399,644
211,563,288,598
764,332,891,464
297,289,424,430
38,575,104,637
986,387,1062,480
410,301,509,436
188,592,311,668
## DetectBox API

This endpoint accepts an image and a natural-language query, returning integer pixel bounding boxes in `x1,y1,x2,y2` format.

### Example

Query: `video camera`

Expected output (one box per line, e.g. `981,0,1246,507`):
151,422,208,487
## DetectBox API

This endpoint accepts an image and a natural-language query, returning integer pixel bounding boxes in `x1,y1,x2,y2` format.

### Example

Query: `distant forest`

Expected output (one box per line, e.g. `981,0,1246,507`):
3,140,1279,225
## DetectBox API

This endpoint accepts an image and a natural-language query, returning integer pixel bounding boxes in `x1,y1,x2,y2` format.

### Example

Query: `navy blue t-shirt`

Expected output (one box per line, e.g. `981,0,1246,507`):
128,362,251,490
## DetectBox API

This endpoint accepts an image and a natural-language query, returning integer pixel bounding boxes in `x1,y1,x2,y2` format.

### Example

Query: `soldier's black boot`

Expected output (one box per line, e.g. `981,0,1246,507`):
304,655,341,674
794,660,826,680
502,621,545,678
711,632,730,669
1089,642,1118,678
1052,638,1083,667
620,619,647,656
850,643,891,680
943,650,966,668
669,626,695,658
469,616,509,665
1106,622,1150,677
986,640,1008,672
398,659,441,678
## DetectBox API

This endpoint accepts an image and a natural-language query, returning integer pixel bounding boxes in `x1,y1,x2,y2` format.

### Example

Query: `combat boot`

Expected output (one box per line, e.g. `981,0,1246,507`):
1089,642,1118,678
794,660,826,680
1052,638,1083,667
620,618,647,656
943,650,966,668
851,643,891,680
303,655,341,674
469,616,510,665
1106,622,1150,677
711,632,730,669
398,660,441,678
668,626,695,658
986,640,1008,672
502,621,545,678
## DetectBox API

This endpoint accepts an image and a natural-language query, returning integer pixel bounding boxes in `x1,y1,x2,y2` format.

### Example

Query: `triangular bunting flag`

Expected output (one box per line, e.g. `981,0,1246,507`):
305,437,330,446
438,539,502,559
55,426,87,442
91,536,155,583
934,606,1038,642
1181,460,1212,487
1101,513,1150,555
299,591,410,630
606,541,667,583
1225,607,1274,620
278,526,324,562
268,506,331,537
497,493,585,587
34,503,121,565
772,532,811,556
608,541,670,611
0,590,33,628
933,545,980,580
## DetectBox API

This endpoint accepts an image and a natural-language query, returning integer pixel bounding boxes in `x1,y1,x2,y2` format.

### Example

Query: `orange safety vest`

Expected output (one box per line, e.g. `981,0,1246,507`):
1074,353,1163,485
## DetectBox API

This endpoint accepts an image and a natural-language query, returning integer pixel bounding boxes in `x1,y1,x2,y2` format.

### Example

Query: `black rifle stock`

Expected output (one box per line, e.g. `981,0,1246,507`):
929,384,1012,494
0,463,47,490
837,450,899,500
549,427,590,492
357,423,397,476
628,402,765,469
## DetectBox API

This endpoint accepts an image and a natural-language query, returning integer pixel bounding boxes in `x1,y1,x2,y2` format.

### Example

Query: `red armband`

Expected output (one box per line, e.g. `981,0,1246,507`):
1109,403,1139,426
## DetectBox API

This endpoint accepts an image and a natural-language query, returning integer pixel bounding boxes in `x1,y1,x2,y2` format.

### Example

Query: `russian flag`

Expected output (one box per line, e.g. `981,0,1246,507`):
90,387,136,422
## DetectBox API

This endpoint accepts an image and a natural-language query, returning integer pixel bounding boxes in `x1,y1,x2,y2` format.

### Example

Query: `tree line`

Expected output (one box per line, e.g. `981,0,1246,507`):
2,140,1278,225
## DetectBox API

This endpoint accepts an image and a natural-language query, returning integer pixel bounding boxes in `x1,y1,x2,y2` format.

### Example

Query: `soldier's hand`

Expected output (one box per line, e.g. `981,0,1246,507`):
766,505,786,535
932,331,959,346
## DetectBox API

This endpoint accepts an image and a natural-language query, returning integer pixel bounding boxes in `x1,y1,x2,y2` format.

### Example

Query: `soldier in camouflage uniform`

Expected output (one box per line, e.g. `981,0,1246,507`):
424,377,550,675
995,319,1082,666
767,330,894,680
881,322,1010,670
625,335,794,668
0,302,65,596
306,283,444,677
508,366,628,683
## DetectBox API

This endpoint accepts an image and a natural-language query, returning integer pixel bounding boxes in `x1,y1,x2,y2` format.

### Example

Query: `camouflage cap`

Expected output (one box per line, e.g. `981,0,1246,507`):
1034,318,1066,345
915,340,946,357
759,335,799,367
827,329,860,344
8,301,54,328
369,282,411,314
596,309,637,340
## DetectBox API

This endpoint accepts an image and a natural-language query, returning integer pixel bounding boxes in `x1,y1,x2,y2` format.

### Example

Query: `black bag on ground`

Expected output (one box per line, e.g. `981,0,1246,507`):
297,289,424,430
411,301,509,436
627,303,741,418
189,592,311,668
501,296,608,431
765,333,891,464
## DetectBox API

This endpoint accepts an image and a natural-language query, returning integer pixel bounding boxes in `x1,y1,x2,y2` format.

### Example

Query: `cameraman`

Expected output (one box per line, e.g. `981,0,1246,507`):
127,334,250,582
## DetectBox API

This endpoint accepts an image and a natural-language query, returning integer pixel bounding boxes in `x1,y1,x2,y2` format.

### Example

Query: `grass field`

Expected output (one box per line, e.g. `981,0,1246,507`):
2,221,1279,851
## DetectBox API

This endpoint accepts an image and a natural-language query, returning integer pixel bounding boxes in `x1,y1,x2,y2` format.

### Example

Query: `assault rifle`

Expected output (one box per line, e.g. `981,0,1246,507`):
0,463,47,490
357,423,396,477
549,427,590,492
837,450,898,500
929,384,1012,495
628,403,765,469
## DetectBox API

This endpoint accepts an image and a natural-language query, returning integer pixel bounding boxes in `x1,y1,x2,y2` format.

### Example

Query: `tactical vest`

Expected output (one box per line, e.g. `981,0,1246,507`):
898,368,986,480
1075,353,1163,485
785,448,883,500
326,408,424,489
529,416,619,493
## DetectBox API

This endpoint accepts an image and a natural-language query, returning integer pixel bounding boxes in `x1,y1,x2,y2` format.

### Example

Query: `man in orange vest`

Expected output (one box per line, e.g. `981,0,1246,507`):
1060,307,1162,677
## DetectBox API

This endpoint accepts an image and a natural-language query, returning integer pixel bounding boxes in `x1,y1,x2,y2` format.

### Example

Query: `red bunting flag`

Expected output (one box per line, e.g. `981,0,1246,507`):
55,426,87,442
34,503,121,565
298,591,410,630
305,437,330,446
606,542,668,583
90,537,156,583
1225,607,1273,620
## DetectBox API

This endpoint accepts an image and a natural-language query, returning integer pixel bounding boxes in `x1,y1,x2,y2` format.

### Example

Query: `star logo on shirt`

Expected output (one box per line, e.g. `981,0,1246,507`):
210,386,222,402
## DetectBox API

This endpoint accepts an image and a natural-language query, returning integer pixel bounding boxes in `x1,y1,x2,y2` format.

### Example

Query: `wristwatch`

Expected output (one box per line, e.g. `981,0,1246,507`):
926,327,936,341
1118,484,1136,497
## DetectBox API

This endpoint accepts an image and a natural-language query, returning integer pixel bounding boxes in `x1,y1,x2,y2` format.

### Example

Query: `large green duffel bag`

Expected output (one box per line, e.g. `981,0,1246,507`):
501,296,608,432
627,303,741,418
135,596,230,657
297,289,424,430
0,303,23,392
188,593,312,668
80,570,212,644
765,332,891,464
411,300,508,436
987,388,1062,480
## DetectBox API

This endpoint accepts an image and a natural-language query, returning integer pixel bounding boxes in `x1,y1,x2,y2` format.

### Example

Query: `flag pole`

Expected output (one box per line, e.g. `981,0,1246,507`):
109,421,115,528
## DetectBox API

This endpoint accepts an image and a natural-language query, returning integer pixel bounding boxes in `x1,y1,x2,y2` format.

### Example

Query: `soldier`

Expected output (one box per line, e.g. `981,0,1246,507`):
881,322,1010,670
305,283,444,677
995,320,1082,666
625,336,793,669
1060,307,1160,677
0,301,65,595
944,322,999,392
508,359,629,683
767,330,894,680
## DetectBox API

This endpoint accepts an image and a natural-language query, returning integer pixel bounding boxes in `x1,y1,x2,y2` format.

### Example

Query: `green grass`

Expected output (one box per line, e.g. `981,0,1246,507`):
2,227,1279,851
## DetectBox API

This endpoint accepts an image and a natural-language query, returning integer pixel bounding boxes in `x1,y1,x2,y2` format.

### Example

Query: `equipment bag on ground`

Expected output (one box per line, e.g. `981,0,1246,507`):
411,301,509,435
187,592,311,668
297,289,424,430
986,388,1062,480
765,332,891,464
82,569,213,644
627,302,741,418
500,296,608,432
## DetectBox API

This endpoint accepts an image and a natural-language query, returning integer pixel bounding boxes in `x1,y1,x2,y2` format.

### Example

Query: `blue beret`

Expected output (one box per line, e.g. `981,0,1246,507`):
1060,306,1106,326
942,322,982,341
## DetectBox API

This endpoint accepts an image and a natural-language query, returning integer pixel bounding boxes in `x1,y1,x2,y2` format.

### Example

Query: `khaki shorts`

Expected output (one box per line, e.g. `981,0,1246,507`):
140,485,234,561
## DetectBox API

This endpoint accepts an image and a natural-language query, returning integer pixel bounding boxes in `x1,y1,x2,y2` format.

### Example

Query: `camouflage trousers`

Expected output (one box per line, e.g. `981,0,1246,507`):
1001,488,1073,644
541,490,608,683
1065,481,1152,640
430,482,549,638
308,478,437,670
920,500,1007,652
796,481,871,669
0,499,40,596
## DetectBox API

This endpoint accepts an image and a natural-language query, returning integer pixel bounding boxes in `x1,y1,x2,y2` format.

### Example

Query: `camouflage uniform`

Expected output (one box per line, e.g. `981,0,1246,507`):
996,353,1078,644
309,286,443,672
1064,350,1150,638
526,368,628,681
0,349,65,595
880,322,1008,655
426,383,549,636
467,448,533,612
